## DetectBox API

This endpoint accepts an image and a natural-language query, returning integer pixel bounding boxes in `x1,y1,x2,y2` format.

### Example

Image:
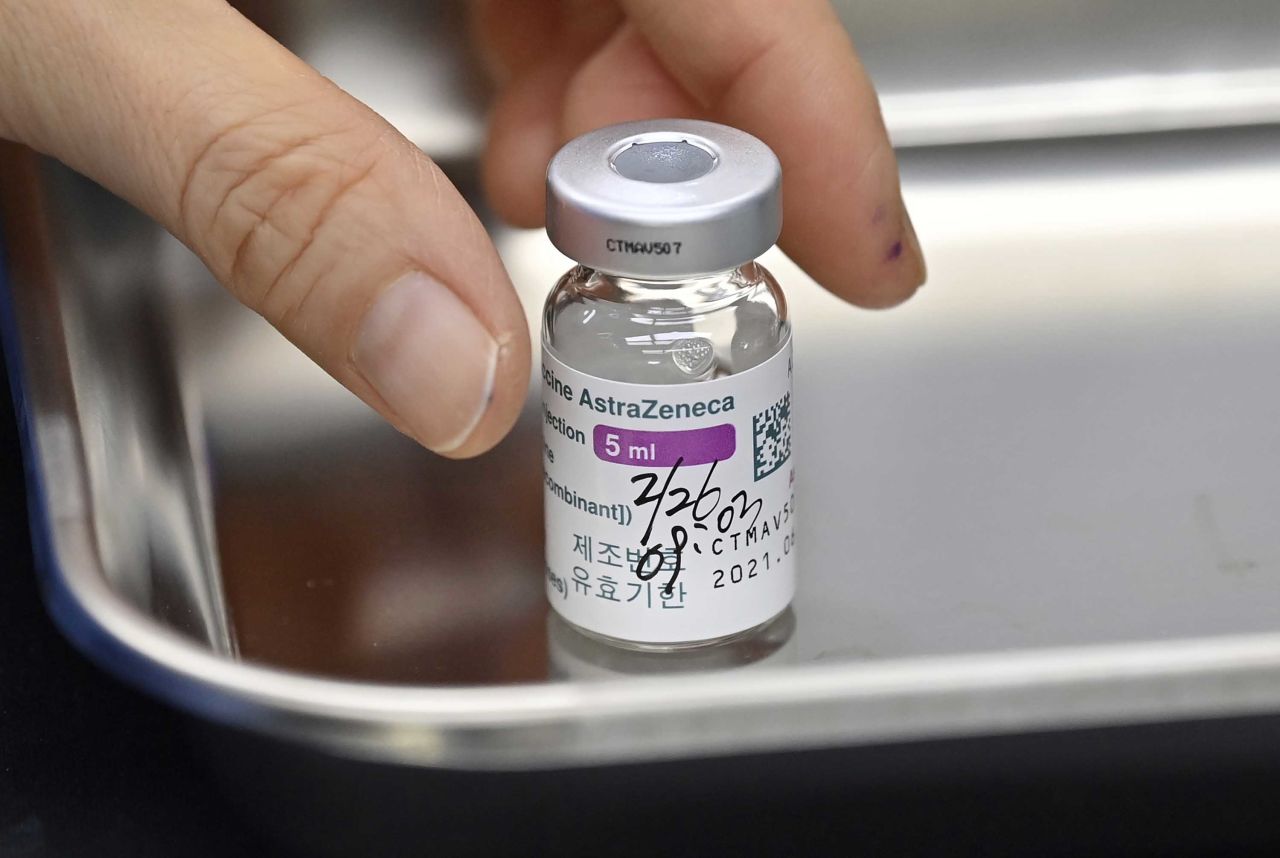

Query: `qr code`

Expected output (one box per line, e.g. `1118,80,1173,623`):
752,392,792,481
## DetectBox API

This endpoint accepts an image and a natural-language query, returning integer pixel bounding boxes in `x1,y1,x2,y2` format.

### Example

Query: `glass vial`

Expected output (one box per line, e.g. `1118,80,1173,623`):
541,120,795,650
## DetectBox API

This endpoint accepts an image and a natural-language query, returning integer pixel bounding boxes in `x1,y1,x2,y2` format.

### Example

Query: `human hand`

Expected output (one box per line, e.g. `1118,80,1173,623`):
0,0,924,458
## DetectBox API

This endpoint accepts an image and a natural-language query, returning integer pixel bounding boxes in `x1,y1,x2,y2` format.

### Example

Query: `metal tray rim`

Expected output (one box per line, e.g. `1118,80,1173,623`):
28,474,1280,769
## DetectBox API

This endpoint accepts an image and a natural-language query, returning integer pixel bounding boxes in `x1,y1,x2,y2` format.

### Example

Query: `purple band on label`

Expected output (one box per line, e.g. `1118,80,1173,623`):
593,424,735,467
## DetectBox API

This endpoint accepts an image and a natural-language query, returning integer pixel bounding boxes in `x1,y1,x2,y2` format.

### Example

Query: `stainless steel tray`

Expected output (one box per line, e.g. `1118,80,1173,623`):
4,0,1280,777
6,121,1280,773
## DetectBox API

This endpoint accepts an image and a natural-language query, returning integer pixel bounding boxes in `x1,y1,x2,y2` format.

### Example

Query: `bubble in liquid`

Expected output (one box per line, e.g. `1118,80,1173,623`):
670,337,715,376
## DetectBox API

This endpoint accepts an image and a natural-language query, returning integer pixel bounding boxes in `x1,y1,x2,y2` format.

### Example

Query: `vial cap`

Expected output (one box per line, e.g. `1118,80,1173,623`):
546,120,782,278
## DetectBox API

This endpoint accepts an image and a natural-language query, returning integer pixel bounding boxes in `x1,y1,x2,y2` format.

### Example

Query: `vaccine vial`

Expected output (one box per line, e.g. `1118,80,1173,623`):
541,119,795,650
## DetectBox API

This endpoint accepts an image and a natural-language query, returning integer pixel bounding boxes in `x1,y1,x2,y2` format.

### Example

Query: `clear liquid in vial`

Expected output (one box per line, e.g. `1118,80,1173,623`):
543,261,789,385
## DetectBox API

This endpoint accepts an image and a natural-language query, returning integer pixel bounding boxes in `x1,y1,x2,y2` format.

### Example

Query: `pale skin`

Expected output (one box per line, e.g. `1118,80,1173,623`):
0,0,926,458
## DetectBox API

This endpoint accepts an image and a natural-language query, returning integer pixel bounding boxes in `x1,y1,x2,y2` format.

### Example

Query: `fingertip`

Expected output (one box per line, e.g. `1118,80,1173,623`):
481,111,550,227
482,62,575,229
811,268,925,311
784,201,927,310
431,326,533,459
481,147,547,229
842,267,926,310
350,264,531,459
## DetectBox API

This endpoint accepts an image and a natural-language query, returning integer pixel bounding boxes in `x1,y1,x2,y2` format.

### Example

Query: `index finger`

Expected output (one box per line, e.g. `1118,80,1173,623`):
620,0,925,308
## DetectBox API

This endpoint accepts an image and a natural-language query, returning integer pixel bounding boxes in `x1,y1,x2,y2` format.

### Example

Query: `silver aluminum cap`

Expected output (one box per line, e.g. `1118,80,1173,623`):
546,119,782,278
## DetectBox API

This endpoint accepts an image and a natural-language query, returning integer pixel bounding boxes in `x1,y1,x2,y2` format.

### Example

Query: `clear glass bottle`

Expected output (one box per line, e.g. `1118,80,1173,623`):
541,120,795,650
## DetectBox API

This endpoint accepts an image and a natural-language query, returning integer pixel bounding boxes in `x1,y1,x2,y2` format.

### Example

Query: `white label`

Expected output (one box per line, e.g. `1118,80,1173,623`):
541,336,796,644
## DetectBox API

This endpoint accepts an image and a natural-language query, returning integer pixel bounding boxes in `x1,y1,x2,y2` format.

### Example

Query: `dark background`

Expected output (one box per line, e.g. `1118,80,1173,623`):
0,348,276,855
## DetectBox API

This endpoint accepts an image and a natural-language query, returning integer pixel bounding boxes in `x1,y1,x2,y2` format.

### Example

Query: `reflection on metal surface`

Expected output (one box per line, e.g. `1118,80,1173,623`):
5,1,1280,769
547,610,797,681
841,0,1280,144
2,155,234,655
214,419,545,684
882,69,1280,146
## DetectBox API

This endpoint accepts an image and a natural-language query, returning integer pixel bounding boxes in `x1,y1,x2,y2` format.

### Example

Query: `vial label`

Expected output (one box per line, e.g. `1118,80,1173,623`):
542,336,796,644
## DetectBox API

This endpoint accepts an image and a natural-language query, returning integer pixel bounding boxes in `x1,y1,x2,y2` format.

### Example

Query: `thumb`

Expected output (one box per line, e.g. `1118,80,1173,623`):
0,0,529,457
